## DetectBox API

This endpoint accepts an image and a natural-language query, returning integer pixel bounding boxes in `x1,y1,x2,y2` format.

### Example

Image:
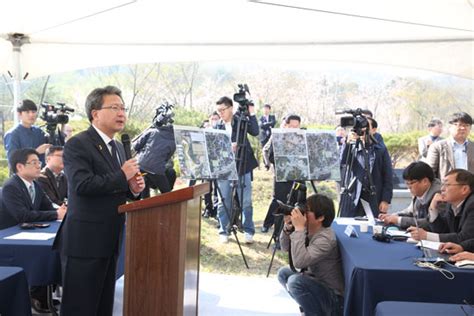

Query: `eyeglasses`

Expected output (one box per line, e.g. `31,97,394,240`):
217,106,231,113
450,122,471,129
101,104,128,113
441,182,465,187
405,180,419,186
25,160,42,166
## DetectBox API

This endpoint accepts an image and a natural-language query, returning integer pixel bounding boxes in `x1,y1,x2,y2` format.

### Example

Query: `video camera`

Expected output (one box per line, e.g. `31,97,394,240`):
336,108,370,136
152,101,174,127
274,182,307,216
233,84,253,115
41,102,74,126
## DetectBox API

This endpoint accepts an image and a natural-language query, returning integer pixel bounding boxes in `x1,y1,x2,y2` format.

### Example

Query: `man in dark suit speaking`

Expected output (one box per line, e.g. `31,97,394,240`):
54,86,145,315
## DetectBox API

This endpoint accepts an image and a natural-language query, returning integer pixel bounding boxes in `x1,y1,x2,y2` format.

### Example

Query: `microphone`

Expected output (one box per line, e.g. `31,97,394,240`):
412,197,428,258
121,134,132,160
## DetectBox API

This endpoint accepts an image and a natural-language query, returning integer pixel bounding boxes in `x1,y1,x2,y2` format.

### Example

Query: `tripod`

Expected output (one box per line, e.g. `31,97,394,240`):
265,181,312,277
338,133,376,217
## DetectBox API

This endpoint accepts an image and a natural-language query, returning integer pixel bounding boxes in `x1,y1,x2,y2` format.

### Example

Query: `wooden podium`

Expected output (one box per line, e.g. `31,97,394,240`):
118,183,209,316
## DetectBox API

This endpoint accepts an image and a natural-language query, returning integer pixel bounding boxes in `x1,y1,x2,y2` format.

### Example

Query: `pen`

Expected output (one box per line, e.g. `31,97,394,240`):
137,172,147,177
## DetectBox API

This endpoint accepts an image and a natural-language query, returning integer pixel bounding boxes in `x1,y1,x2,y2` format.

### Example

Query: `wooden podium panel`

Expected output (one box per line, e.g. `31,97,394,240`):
118,183,209,316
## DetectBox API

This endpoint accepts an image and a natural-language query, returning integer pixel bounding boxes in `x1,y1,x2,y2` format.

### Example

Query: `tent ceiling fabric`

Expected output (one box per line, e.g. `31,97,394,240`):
0,0,473,79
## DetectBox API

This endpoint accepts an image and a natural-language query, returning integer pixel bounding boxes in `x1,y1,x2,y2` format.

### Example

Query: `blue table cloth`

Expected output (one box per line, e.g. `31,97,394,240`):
0,266,32,316
375,301,472,316
0,221,125,287
333,224,474,316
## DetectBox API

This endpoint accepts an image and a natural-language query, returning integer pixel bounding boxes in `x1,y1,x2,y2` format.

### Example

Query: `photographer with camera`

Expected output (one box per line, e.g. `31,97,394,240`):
262,114,302,233
4,100,51,166
277,193,344,315
214,94,259,244
339,110,393,218
133,102,176,196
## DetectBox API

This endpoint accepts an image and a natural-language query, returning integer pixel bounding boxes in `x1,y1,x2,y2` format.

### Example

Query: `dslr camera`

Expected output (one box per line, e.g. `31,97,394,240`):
336,108,370,136
152,101,174,127
274,182,307,216
233,84,253,115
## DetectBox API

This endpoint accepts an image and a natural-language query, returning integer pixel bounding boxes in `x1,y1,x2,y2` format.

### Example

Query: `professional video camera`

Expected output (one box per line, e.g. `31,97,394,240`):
233,84,253,115
336,108,370,136
41,102,75,145
152,101,174,127
274,182,307,216
41,102,74,126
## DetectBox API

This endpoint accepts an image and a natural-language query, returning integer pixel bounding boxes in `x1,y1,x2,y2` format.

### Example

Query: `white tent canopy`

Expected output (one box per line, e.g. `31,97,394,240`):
0,0,473,80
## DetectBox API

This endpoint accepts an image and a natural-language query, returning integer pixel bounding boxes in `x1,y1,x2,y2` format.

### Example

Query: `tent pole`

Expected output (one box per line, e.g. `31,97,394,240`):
12,45,21,126
8,33,29,126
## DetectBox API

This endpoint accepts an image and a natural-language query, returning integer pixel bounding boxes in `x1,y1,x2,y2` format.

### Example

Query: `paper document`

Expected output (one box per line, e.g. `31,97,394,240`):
455,260,474,269
4,232,56,240
386,230,411,238
335,218,368,226
415,240,442,251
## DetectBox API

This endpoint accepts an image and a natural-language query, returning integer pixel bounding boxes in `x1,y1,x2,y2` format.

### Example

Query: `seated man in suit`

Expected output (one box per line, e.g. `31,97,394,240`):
37,146,68,206
0,148,67,229
408,169,474,244
379,161,441,229
0,148,67,313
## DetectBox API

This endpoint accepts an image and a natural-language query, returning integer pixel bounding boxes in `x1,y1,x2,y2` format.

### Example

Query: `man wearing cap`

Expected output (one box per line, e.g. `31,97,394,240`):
4,99,51,165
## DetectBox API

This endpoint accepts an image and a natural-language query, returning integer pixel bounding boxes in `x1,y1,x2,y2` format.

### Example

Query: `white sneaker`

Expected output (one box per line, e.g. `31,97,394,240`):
244,233,254,244
219,235,229,243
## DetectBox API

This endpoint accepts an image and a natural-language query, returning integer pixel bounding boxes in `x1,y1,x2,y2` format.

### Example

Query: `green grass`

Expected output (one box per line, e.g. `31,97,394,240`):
198,167,338,277
199,167,289,277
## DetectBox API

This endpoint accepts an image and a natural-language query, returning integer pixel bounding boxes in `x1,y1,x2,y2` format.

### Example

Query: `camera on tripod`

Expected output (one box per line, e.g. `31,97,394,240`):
274,182,307,216
336,108,370,136
233,84,253,115
41,102,74,145
152,101,174,127
41,102,74,126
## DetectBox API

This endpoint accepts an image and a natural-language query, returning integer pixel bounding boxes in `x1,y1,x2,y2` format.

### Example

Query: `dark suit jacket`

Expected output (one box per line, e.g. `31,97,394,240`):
430,193,474,244
340,142,393,217
37,167,68,205
0,174,57,229
460,239,474,252
259,114,276,145
216,114,259,175
54,126,132,258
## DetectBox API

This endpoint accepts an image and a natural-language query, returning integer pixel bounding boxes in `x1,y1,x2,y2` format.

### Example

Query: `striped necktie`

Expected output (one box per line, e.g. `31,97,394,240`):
29,184,35,202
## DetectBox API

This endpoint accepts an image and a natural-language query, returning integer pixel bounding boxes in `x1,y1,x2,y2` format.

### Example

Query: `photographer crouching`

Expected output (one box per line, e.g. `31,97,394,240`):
278,194,344,316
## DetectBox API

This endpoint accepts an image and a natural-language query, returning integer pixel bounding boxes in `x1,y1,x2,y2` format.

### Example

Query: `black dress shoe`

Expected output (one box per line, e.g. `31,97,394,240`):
261,226,269,233
31,298,51,313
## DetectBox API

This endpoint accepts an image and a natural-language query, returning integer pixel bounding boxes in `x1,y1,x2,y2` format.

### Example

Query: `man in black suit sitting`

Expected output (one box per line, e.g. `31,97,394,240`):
0,148,67,312
0,148,67,229
37,146,68,206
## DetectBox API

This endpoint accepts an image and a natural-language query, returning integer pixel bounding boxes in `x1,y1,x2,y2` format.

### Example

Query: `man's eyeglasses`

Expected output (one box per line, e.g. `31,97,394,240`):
441,182,465,187
450,122,471,129
405,180,419,186
101,104,128,113
217,106,231,113
25,160,42,166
